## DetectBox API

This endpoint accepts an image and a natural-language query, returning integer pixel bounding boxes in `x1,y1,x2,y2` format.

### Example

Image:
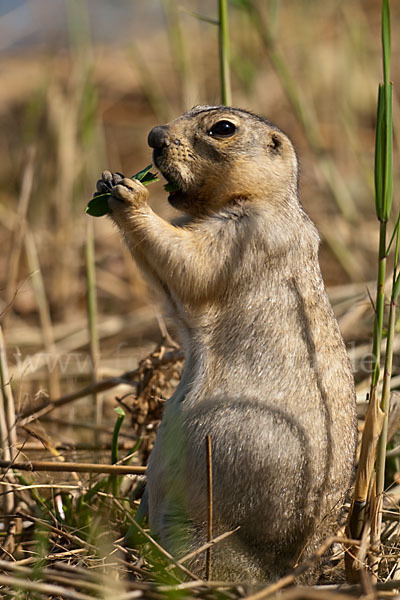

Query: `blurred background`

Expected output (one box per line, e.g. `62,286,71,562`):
1,0,400,450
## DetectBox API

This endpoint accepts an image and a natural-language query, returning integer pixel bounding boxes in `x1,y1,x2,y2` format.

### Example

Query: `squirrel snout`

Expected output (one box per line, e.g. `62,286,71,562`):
148,126,170,149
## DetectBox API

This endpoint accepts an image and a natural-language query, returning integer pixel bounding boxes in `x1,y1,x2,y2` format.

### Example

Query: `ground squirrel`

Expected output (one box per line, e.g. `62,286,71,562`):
94,105,357,582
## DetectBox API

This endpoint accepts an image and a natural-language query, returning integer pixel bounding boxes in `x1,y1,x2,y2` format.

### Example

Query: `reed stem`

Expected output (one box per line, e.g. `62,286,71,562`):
218,0,232,105
85,220,101,444
372,0,394,529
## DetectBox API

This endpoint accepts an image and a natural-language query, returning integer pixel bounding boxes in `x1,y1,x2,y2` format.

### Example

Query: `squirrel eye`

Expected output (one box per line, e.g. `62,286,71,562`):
208,120,237,137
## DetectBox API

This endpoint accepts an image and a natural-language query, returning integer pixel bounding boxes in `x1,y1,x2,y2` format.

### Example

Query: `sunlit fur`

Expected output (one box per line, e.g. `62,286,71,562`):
105,106,357,582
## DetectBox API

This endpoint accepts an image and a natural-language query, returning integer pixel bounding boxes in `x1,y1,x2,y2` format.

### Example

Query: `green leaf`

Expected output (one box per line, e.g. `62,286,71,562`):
86,164,159,217
109,407,126,497
85,194,111,217
139,171,159,186
374,82,393,222
393,272,400,302
164,182,180,193
133,164,153,181
111,409,125,466
132,164,159,186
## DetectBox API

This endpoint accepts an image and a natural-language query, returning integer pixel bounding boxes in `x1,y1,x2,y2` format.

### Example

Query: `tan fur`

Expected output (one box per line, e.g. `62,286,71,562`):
97,106,357,582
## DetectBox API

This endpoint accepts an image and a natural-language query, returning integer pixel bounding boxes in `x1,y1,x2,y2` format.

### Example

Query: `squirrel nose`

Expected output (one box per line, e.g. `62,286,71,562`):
148,126,170,149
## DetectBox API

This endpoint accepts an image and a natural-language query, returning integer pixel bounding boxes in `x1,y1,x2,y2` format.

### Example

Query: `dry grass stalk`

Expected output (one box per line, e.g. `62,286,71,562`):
274,588,365,600
6,308,155,350
24,228,60,398
17,511,98,553
7,308,160,381
243,537,360,600
0,459,146,475
114,498,201,582
0,326,15,515
17,348,184,424
0,574,95,600
47,77,82,319
0,559,104,595
0,326,17,459
3,145,35,329
0,557,161,598
15,439,135,451
178,526,240,565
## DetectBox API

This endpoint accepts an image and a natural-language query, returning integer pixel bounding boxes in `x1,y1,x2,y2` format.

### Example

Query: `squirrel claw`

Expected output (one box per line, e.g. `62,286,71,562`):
109,178,149,212
95,171,125,195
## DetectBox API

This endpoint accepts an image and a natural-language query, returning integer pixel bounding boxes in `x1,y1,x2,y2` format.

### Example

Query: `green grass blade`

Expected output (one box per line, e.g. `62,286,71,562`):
138,172,159,186
110,407,126,497
386,211,400,254
383,82,393,220
374,85,384,219
374,82,392,222
393,271,400,301
111,407,125,466
380,0,392,221
382,0,391,87
134,164,154,181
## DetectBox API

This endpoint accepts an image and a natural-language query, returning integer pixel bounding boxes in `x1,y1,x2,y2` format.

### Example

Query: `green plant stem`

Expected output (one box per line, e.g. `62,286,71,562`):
346,5,393,573
375,217,400,525
110,409,125,497
373,0,393,507
375,299,397,499
369,0,394,559
85,220,100,444
374,257,399,549
218,0,232,105
371,221,387,388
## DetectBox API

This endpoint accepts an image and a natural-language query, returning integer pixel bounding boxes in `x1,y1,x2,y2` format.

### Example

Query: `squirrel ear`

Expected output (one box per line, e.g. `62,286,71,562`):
268,132,283,154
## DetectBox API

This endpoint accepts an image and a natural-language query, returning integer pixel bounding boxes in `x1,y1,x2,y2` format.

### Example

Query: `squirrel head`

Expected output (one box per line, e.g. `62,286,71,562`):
148,105,299,217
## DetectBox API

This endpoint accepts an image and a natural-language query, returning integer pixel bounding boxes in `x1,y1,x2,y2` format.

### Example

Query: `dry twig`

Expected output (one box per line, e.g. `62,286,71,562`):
0,459,146,475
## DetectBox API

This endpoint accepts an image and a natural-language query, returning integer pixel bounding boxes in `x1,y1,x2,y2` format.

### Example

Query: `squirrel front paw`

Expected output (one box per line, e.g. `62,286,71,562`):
94,170,124,195
94,171,149,219
111,177,149,210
